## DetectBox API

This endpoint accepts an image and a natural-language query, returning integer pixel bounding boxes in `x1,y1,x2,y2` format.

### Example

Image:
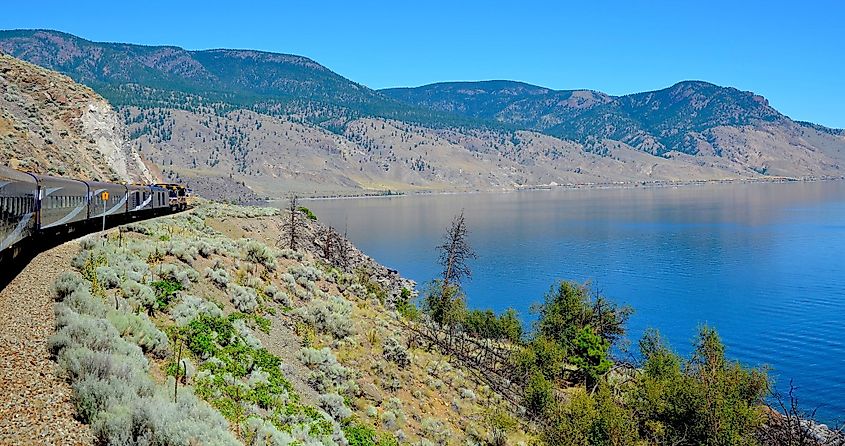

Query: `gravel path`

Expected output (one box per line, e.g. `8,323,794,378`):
0,240,93,445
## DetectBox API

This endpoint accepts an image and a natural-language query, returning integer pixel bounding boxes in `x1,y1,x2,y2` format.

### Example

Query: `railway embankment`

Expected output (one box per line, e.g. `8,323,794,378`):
0,203,529,445
0,238,93,444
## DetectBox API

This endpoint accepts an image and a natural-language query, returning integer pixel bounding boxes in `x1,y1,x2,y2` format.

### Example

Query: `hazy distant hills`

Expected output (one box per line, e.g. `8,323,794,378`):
2,29,844,198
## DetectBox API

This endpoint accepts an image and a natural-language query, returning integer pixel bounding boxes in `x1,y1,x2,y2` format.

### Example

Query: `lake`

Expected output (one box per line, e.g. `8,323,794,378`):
301,181,845,423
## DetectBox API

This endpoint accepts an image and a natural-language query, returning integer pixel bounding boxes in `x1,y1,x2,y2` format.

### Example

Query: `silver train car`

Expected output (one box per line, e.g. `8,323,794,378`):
1,165,182,262
35,173,90,231
0,168,38,253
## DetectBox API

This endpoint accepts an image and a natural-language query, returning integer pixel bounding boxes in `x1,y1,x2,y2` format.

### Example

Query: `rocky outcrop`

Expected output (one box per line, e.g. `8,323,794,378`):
0,54,152,182
80,100,153,183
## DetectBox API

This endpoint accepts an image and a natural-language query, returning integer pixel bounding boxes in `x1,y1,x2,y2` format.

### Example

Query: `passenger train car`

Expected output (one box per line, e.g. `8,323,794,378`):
1,165,184,263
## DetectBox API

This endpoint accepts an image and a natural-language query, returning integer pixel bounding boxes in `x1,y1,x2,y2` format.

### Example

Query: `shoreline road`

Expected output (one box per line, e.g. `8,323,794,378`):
0,240,93,445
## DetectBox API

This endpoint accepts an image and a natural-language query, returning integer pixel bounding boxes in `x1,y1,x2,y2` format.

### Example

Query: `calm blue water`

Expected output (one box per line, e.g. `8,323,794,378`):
302,182,845,423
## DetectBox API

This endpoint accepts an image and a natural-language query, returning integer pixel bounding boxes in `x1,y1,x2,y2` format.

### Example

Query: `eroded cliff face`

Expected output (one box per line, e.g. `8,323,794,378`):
0,54,153,183
79,100,153,183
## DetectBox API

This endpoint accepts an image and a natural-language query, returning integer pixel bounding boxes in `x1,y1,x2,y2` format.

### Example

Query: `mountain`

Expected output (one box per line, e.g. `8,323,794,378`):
382,80,792,156
1,29,843,199
0,53,152,182
382,80,613,130
0,29,487,130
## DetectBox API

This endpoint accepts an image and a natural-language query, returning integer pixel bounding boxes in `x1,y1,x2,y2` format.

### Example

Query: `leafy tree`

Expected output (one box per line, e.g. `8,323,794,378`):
630,327,769,446
421,279,467,327
535,281,631,348
568,327,612,390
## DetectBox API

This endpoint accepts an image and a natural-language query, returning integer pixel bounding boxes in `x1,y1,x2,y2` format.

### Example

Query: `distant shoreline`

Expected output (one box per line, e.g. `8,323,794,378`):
284,175,845,203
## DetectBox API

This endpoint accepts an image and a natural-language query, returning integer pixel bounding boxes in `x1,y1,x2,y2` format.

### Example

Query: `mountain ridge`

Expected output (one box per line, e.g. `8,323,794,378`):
382,79,794,155
1,29,844,198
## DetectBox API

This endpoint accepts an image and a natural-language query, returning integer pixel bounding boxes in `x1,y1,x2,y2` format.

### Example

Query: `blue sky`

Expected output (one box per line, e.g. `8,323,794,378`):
2,0,843,127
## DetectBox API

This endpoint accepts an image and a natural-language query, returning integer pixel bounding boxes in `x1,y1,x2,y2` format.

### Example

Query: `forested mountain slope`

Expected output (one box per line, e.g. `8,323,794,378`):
2,29,843,198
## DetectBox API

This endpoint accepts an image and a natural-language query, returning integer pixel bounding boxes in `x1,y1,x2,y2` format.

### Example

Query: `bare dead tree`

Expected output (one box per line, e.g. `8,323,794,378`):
759,381,845,446
426,210,476,325
335,227,352,270
316,225,341,264
317,226,333,260
436,210,476,291
280,196,300,250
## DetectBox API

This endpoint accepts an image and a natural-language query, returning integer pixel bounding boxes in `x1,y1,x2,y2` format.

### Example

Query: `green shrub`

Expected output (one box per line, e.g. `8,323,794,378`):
463,308,523,342
421,280,467,326
180,314,237,359
512,336,568,382
296,295,354,339
540,384,638,446
524,371,555,416
395,287,420,321
151,279,183,310
629,327,768,446
298,206,317,220
230,284,258,313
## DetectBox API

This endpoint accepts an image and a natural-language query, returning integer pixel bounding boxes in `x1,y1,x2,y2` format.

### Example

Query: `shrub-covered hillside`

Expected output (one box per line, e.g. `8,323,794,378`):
48,203,530,445
44,202,845,445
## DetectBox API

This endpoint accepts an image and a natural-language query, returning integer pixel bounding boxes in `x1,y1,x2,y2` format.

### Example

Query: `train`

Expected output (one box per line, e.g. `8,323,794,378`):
1,165,190,263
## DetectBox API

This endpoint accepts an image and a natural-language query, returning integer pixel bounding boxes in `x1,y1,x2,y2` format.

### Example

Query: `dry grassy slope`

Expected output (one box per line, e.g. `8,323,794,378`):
703,124,845,176
100,204,529,444
0,54,153,182
201,208,530,444
122,105,845,199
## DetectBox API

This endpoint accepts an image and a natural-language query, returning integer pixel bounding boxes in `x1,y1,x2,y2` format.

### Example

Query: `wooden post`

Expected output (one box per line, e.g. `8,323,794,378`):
174,340,183,403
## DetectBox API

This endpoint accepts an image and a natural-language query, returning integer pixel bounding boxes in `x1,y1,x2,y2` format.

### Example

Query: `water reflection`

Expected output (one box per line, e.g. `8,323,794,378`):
297,181,845,423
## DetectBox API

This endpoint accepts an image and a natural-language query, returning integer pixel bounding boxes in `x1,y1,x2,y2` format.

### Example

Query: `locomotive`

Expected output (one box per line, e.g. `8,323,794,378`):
0,165,189,264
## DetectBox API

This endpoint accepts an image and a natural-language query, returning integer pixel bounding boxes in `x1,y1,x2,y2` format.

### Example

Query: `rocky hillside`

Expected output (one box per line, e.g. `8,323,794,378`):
0,54,153,183
125,107,766,198
2,29,844,198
